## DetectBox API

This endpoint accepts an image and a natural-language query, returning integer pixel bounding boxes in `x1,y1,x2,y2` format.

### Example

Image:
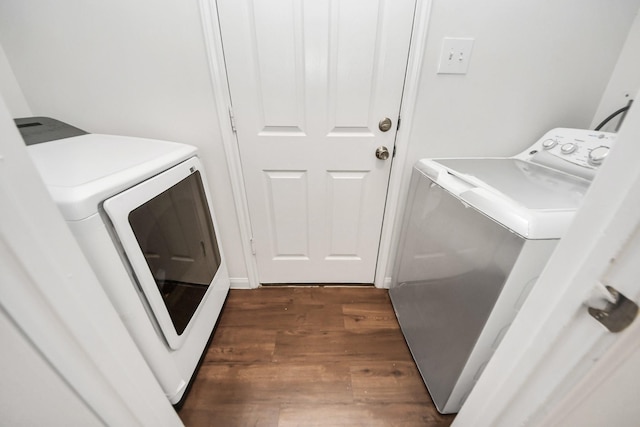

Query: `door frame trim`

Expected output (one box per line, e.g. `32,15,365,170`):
374,0,433,288
199,0,432,288
199,0,260,288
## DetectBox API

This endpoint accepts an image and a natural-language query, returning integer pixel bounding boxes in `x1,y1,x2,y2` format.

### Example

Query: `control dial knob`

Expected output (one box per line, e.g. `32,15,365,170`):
589,146,610,166
560,142,577,155
541,138,557,150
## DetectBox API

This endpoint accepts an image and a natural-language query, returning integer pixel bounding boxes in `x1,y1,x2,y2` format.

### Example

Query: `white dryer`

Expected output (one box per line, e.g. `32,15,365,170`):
391,128,615,414
20,117,229,405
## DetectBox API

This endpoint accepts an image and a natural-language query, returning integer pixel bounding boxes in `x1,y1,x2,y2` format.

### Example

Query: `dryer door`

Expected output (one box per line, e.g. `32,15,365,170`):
103,156,222,350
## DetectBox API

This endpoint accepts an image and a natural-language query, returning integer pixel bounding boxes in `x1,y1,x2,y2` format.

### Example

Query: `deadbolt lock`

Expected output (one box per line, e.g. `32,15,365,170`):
379,117,393,132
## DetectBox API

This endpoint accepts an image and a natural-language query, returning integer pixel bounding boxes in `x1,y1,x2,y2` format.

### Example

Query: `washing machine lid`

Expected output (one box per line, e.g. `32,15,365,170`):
28,134,198,221
415,158,591,239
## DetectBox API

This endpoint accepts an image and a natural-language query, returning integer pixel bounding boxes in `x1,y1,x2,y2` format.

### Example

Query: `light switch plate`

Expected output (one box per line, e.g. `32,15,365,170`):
437,37,474,74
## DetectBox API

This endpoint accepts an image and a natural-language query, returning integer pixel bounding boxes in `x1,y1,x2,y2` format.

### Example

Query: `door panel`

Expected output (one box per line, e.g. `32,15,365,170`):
217,0,416,283
264,170,309,258
252,0,305,133
327,171,368,258
330,0,379,132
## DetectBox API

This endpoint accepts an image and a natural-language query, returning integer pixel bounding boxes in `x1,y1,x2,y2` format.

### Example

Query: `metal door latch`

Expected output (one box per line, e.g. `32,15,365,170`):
587,285,638,333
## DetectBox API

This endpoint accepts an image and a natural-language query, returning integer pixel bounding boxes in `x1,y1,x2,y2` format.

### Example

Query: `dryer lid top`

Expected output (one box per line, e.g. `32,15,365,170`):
28,134,197,221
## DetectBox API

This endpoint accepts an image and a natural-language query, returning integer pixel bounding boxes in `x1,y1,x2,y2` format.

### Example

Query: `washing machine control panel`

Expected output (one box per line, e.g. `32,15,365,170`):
520,128,616,180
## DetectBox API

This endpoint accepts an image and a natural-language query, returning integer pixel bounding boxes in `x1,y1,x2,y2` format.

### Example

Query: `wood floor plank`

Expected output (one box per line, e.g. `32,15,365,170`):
228,286,391,306
179,405,280,427
203,327,277,363
185,362,354,405
217,300,345,332
277,403,452,427
343,303,402,331
272,329,410,363
349,361,430,403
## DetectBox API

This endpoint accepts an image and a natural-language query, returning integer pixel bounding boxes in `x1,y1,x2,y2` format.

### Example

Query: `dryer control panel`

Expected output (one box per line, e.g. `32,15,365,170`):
517,128,616,181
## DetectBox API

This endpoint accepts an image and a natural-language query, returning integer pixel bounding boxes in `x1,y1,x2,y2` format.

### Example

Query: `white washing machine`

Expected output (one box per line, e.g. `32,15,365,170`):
20,117,230,405
390,128,615,414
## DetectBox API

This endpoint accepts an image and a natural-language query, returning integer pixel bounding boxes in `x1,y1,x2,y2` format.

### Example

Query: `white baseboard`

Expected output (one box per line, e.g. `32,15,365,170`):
380,277,392,289
229,277,253,289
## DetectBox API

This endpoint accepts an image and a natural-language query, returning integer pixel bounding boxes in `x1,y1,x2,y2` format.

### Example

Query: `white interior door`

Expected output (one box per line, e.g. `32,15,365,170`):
217,0,416,283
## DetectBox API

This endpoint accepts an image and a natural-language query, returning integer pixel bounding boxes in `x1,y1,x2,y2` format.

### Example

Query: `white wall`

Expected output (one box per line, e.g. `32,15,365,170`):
0,43,31,117
0,0,247,280
406,0,640,160
0,308,102,427
590,9,640,132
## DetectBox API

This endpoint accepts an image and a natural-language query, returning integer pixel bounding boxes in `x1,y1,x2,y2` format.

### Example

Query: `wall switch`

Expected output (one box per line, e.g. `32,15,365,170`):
437,37,474,75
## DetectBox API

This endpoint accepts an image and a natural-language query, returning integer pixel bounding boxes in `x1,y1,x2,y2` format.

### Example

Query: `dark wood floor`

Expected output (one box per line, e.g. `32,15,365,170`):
178,286,456,427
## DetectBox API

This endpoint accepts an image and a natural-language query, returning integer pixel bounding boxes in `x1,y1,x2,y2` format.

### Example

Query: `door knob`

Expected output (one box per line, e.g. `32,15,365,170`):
375,146,390,160
379,117,393,132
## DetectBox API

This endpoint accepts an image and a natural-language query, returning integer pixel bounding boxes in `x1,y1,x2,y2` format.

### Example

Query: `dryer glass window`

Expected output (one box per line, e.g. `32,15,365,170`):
128,171,221,335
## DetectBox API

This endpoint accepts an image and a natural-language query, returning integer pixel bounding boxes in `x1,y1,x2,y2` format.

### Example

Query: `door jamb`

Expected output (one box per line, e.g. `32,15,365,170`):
199,0,260,288
198,0,432,288
374,0,432,288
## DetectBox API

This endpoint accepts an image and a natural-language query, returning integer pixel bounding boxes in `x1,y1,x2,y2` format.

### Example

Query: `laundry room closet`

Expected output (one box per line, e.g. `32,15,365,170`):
1,0,640,425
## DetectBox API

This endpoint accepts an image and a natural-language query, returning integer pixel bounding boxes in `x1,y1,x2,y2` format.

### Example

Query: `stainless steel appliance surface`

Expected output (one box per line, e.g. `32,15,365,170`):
391,128,616,413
